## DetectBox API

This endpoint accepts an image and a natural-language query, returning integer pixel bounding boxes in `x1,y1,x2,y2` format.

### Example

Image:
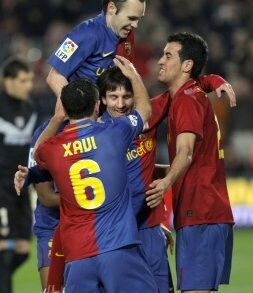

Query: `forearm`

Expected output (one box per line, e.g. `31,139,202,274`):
47,68,68,99
34,116,62,153
162,150,192,190
35,182,60,208
198,74,225,93
131,74,151,123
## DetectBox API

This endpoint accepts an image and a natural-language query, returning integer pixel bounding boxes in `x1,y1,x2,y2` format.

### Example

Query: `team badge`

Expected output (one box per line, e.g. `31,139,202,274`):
145,138,153,151
124,41,132,56
138,133,147,141
55,37,78,63
128,115,138,126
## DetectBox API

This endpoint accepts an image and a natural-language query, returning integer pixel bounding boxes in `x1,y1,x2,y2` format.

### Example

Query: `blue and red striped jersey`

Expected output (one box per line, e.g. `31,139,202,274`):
35,113,143,262
48,12,134,83
102,93,170,229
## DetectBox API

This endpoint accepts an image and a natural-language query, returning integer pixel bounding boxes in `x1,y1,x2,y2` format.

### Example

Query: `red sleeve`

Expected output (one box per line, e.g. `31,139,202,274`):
45,225,65,293
198,74,226,93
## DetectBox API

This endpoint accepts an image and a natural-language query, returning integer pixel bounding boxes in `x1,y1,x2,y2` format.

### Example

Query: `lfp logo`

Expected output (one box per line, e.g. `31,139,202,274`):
55,37,78,63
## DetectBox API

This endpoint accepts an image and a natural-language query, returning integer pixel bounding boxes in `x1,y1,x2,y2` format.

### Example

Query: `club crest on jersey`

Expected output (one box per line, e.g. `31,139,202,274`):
124,41,132,55
145,138,153,152
128,115,138,126
55,38,78,63
138,133,147,141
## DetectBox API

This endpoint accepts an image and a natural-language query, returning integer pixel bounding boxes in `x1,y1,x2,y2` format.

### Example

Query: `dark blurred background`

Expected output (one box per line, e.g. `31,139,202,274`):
1,0,252,226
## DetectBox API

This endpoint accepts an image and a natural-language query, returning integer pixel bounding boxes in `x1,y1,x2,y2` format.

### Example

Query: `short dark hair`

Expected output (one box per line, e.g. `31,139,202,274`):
61,79,99,119
167,32,208,79
97,66,133,97
97,66,133,115
102,0,145,13
2,56,31,79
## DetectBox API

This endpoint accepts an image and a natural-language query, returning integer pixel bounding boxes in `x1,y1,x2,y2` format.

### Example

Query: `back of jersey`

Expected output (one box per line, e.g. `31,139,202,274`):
36,114,143,262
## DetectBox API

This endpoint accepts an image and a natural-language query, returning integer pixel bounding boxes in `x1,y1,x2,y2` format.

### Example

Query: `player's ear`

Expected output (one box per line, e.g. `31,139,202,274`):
182,59,193,75
95,100,100,114
107,1,117,15
102,96,107,106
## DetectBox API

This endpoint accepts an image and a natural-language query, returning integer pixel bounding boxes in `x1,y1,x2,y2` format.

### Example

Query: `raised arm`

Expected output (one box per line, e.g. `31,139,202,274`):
46,68,68,100
198,74,236,107
113,55,152,124
34,98,66,155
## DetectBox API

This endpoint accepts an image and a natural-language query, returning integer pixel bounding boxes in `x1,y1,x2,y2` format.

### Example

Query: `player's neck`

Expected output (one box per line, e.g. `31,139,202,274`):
69,113,98,124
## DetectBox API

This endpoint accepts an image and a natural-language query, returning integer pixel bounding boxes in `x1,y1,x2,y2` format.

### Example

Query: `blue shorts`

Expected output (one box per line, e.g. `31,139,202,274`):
64,245,158,293
176,224,233,291
37,236,53,270
139,225,174,293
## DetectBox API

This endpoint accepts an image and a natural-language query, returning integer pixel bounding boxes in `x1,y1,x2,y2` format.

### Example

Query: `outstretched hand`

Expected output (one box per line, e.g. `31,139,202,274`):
14,165,29,196
215,82,236,107
146,179,167,208
113,55,139,80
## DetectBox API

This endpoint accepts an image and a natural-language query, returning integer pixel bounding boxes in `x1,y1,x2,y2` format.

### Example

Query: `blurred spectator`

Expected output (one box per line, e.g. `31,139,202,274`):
0,56,39,293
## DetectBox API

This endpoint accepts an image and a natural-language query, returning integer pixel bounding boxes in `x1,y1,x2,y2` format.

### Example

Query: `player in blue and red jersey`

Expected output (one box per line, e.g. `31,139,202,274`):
14,66,236,293
14,2,141,290
34,57,158,292
98,66,173,292
148,33,234,293
46,0,143,99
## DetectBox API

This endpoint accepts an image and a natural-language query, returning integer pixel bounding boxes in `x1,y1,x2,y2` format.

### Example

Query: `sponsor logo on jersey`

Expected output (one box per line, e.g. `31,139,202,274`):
102,51,114,58
63,136,97,157
55,38,78,63
126,138,154,161
128,115,138,126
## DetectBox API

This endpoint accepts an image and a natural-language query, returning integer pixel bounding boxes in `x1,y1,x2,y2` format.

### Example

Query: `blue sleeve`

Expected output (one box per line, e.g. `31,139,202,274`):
116,110,144,145
24,166,53,186
48,21,98,79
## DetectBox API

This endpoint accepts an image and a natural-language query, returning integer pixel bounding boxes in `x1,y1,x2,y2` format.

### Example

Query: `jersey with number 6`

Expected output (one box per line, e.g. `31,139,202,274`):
167,80,234,230
35,112,143,262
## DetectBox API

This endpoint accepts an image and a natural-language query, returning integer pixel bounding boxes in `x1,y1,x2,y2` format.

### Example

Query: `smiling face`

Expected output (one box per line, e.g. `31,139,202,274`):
102,85,134,117
157,42,184,87
108,0,146,38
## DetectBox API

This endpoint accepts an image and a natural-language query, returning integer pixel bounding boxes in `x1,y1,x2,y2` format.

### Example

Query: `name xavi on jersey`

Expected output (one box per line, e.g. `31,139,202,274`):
63,136,97,157
55,38,78,63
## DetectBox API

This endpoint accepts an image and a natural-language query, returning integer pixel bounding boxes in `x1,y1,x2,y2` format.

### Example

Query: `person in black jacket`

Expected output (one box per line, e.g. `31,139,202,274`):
0,57,38,293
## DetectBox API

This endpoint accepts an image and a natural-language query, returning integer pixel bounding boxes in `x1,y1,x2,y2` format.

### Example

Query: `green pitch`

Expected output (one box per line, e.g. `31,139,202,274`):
14,228,253,293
